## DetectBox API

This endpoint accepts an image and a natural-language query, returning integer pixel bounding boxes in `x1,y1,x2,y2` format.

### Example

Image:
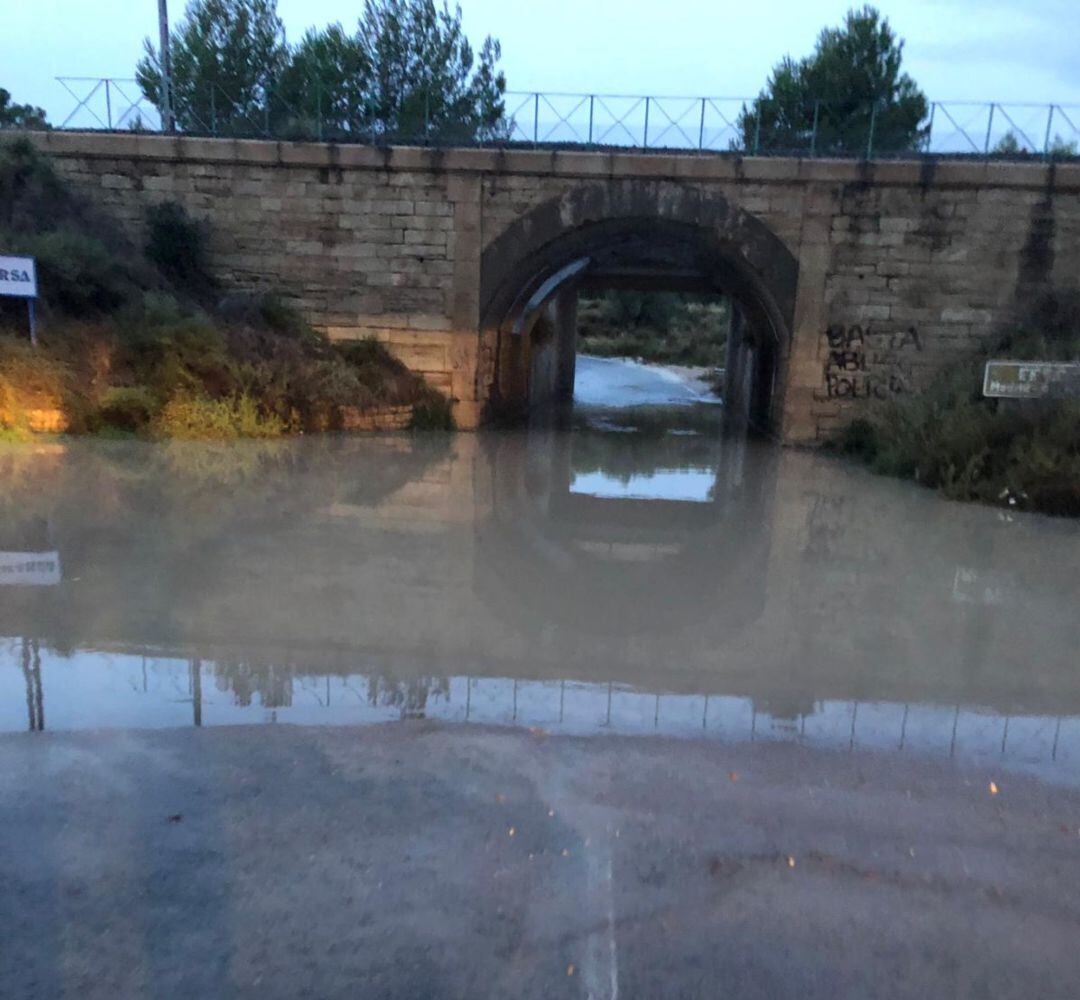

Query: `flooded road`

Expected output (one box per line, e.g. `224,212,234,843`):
571,354,719,409
2,414,1080,784
3,396,1080,997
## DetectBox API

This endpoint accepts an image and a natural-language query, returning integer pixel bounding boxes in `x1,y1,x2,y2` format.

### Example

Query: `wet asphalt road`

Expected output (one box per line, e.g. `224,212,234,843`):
3,722,1079,1000
572,355,718,409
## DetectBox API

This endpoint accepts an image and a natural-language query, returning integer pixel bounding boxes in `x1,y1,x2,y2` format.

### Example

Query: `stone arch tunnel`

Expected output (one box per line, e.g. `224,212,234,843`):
28,131,1080,442
478,182,799,431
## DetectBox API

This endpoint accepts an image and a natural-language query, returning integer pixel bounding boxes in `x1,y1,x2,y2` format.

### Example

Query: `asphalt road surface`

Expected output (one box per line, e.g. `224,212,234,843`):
3,722,1079,999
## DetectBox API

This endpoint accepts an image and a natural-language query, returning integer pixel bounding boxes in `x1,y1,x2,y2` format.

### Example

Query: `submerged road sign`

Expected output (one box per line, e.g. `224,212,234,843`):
0,551,62,587
983,360,1080,400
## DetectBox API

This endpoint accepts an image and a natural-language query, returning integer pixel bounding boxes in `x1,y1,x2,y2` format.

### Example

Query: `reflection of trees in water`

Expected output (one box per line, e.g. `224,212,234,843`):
210,658,451,718
754,696,816,722
366,675,451,718
214,659,295,709
570,422,723,486
340,437,453,507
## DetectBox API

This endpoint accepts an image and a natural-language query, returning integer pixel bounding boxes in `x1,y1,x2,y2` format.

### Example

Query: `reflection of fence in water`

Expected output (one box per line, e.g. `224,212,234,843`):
452,678,1077,774
2,643,1076,783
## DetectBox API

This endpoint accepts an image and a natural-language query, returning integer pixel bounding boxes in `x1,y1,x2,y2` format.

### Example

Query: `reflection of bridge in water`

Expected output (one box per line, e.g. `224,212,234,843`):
3,432,1080,750
3,643,1078,788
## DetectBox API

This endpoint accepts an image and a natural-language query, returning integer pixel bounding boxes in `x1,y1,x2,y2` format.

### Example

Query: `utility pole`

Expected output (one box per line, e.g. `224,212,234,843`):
158,0,176,133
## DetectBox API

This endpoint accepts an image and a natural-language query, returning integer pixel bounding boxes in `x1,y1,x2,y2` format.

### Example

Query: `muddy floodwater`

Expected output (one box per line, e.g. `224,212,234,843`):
3,383,1080,786
5,373,1080,999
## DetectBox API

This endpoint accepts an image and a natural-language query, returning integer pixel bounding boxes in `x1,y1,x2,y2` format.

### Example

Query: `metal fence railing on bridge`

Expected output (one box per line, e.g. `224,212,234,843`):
38,78,1080,161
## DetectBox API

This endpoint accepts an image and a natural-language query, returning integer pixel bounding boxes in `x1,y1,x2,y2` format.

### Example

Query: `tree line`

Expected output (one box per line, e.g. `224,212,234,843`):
136,0,508,142
5,3,1074,157
134,1,929,150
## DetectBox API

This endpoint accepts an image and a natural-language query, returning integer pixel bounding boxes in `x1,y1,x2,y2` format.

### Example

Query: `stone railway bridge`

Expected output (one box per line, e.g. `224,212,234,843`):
28,132,1080,441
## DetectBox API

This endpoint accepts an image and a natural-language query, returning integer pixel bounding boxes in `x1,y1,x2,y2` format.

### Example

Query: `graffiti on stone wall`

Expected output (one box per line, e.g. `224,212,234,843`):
820,324,923,400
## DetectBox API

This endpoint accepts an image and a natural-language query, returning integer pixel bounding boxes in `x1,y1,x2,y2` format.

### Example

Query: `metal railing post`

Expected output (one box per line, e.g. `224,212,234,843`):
926,102,936,154
424,89,430,145
643,96,650,148
588,95,595,144
158,0,176,133
105,80,113,130
533,92,539,144
984,103,996,156
211,85,217,135
866,102,877,160
698,97,706,150
1044,104,1056,158
753,112,761,156
810,99,819,157
264,98,271,138
315,77,323,141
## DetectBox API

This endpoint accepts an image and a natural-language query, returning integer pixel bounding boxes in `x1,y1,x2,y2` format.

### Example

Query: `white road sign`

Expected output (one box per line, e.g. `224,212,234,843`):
0,255,37,298
983,360,1080,400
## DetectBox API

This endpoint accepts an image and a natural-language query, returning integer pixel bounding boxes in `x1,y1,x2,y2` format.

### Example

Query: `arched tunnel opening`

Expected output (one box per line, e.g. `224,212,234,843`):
480,215,793,438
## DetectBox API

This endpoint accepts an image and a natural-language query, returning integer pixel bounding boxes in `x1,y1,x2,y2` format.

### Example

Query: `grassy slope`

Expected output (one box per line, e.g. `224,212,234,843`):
0,138,452,438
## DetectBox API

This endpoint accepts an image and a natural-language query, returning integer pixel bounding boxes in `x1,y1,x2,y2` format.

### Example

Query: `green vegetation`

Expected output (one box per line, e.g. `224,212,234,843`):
993,130,1078,159
0,88,48,130
136,0,290,134
739,6,928,156
0,138,452,439
145,201,215,292
409,386,456,430
577,292,730,368
153,392,285,439
835,295,1080,517
0,336,70,436
136,0,507,142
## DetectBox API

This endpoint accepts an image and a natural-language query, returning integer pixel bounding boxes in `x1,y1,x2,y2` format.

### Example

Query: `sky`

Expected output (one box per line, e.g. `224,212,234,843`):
7,0,1080,129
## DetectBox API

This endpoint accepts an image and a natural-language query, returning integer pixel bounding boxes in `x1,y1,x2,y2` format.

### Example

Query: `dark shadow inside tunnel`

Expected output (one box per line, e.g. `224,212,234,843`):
479,204,797,436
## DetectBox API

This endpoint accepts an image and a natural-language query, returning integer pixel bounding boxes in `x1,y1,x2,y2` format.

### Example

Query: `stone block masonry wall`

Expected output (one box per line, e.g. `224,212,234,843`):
26,133,1080,440
473,158,1080,443
806,174,1079,440
36,135,481,421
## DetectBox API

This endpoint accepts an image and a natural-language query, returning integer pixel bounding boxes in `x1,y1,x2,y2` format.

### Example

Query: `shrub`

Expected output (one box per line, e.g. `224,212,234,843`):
254,294,310,339
217,291,313,340
0,335,69,428
0,138,72,232
145,201,213,293
409,388,455,431
95,386,160,432
835,354,1080,517
336,338,418,403
119,315,238,399
836,417,879,461
9,229,133,314
153,392,285,440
